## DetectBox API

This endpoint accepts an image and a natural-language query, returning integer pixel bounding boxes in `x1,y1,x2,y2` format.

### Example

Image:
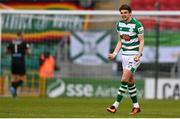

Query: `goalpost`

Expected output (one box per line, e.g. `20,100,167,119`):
0,10,179,97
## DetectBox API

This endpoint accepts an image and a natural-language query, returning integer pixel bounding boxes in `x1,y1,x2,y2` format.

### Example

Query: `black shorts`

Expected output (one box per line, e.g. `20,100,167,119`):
11,58,26,75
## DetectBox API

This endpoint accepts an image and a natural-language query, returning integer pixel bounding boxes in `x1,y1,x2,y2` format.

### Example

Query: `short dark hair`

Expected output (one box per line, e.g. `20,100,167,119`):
119,4,132,13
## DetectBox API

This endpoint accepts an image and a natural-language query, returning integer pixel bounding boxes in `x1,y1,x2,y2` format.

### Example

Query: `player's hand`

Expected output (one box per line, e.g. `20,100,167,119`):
108,53,116,60
134,54,141,62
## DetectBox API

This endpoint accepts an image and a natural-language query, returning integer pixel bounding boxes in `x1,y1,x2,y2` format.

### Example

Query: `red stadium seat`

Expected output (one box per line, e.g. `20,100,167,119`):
131,0,179,10
139,19,156,30
160,17,179,31
130,0,157,10
160,0,180,10
159,0,170,10
169,0,180,10
130,0,145,10
143,0,157,10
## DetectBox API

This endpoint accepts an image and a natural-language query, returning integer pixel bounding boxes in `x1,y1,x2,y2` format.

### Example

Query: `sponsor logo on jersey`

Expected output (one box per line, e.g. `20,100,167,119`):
123,34,130,41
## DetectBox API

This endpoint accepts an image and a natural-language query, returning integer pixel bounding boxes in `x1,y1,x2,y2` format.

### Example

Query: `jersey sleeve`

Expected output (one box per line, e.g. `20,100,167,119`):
116,21,120,32
135,22,144,35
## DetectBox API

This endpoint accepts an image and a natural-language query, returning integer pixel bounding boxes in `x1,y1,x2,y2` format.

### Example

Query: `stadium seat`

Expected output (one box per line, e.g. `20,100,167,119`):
159,0,180,10
139,19,156,30
143,0,157,10
160,18,179,31
169,0,180,10
159,0,170,10
160,22,169,31
131,0,157,10
130,0,144,10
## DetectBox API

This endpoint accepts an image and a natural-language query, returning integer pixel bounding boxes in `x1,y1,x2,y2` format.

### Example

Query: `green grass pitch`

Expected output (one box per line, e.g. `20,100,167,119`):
0,97,180,118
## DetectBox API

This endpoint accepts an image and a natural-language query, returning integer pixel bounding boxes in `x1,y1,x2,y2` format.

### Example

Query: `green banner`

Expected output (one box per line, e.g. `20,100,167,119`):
46,78,144,98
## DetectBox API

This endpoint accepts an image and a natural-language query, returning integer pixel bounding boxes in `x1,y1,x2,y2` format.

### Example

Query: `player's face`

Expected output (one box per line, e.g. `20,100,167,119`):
120,10,131,22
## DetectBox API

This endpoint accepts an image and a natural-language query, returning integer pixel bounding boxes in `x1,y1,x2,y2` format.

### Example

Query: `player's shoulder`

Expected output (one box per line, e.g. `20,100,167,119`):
132,18,143,27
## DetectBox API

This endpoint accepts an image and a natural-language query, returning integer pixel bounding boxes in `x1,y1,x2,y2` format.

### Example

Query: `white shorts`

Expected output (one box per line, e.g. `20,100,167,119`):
121,55,141,73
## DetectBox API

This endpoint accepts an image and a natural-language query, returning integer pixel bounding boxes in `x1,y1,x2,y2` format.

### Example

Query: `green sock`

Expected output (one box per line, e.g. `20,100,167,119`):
116,81,128,102
116,95,123,102
128,83,138,103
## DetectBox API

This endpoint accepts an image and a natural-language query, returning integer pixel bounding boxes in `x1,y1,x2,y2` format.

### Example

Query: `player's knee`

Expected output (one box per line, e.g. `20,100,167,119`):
121,78,129,83
121,80,128,84
128,79,135,84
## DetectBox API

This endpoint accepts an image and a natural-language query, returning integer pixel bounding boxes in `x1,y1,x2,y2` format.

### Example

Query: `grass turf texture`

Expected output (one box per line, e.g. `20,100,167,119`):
0,97,180,118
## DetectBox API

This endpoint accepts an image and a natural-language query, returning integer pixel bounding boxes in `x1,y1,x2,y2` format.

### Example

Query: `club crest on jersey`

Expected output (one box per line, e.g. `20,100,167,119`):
129,27,133,32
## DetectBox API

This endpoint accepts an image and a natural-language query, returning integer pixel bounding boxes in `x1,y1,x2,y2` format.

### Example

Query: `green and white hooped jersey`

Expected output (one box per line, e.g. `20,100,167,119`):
116,18,144,55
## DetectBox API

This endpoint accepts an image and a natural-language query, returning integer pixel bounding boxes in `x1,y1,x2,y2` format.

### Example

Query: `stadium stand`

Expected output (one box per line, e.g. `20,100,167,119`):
170,0,180,10
131,0,179,11
160,0,180,10
139,19,156,31
160,18,179,31
158,8,180,31
130,0,157,10
130,0,180,31
143,0,157,10
159,0,169,10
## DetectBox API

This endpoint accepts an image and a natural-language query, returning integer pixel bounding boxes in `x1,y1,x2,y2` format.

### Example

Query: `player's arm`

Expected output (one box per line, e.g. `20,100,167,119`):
108,33,122,60
137,34,144,56
25,43,32,54
134,24,144,62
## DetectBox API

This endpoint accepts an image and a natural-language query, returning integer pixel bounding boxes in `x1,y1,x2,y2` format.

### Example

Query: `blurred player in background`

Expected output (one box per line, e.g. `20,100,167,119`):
7,31,31,97
39,48,55,79
107,4,144,115
38,48,55,97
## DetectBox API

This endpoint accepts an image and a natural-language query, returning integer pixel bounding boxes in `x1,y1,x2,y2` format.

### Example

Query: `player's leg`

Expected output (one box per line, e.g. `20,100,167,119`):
10,75,18,97
127,56,141,115
19,61,28,95
16,61,26,90
18,60,26,87
10,61,19,97
107,69,132,113
128,76,141,115
11,60,26,97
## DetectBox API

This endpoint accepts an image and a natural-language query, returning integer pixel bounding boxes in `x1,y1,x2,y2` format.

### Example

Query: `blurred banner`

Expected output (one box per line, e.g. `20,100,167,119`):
70,31,111,65
1,14,88,42
46,78,144,98
1,2,90,42
0,2,84,10
145,78,180,100
117,46,180,63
